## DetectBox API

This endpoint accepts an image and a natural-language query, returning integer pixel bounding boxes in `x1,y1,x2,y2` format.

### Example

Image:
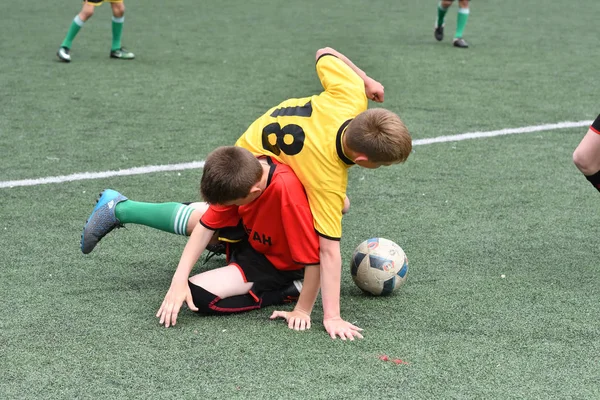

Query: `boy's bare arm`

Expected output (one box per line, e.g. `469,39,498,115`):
156,223,214,327
319,237,364,340
315,47,385,102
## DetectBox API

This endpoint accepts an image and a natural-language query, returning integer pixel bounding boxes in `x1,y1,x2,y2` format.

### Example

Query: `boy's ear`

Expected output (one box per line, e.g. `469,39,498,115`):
248,185,263,196
353,154,369,163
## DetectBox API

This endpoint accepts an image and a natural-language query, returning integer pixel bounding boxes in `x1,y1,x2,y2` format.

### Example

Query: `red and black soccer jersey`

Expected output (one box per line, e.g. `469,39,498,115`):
200,158,320,271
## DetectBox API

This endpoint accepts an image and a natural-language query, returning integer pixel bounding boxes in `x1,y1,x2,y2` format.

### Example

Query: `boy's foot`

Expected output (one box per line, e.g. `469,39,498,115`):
110,48,135,60
453,38,469,48
57,47,71,62
434,25,444,41
81,189,128,254
281,280,303,303
203,242,227,263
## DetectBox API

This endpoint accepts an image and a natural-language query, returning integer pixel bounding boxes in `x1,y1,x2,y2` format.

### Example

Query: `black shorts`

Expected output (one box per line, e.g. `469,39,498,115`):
227,239,303,294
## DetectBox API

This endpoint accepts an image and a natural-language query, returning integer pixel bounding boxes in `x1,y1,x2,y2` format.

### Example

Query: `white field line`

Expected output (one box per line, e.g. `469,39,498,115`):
0,120,592,189
0,161,205,189
412,120,592,146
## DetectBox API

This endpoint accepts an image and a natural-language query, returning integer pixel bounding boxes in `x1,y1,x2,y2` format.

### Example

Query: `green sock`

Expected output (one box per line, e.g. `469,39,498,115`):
111,16,125,51
436,3,448,28
115,201,195,236
455,7,470,38
61,16,84,49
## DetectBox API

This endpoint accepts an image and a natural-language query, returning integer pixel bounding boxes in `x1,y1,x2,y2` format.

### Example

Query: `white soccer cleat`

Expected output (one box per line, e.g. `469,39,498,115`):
57,47,71,62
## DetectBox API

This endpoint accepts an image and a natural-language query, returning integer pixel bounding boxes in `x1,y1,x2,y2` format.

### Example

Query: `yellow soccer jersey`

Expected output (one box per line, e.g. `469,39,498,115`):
235,54,368,239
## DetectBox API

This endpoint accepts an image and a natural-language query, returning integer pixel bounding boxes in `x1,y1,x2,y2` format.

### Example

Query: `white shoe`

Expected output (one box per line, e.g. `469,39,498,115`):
57,46,71,62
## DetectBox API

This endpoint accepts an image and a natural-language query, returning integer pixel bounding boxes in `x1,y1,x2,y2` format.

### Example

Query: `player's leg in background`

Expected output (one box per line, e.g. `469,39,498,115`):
57,1,96,62
434,0,453,41
453,0,470,48
573,116,600,192
109,1,135,59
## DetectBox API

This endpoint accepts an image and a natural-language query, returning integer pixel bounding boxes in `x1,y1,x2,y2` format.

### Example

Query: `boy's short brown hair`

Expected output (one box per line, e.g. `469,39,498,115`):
345,109,412,163
201,146,263,204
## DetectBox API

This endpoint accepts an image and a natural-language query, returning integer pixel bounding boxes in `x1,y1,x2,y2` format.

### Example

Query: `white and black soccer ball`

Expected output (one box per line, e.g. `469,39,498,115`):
350,238,408,296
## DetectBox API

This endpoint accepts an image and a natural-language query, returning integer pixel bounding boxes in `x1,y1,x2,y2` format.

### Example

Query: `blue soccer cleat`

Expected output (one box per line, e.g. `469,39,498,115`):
80,189,128,254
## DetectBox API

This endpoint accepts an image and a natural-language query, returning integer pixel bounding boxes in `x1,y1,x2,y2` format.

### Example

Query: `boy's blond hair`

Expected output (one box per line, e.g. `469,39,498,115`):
345,109,412,163
201,146,263,204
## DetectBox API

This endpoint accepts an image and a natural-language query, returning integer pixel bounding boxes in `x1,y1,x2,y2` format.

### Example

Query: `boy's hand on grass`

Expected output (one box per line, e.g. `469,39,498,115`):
156,281,198,328
323,317,364,340
270,309,311,331
364,77,384,103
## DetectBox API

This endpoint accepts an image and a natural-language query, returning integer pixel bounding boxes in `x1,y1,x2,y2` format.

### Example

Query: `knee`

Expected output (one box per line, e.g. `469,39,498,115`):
188,281,219,314
442,0,454,8
458,0,469,7
112,3,125,17
79,8,94,21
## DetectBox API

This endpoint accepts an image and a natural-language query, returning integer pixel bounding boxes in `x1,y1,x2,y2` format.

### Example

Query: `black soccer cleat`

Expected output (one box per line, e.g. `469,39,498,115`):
281,280,303,303
434,25,444,41
453,38,469,48
110,47,135,60
202,242,227,264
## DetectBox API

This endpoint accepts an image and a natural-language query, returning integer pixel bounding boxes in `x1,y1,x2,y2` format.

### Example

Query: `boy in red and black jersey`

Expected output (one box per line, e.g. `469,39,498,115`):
199,156,319,274
155,146,332,332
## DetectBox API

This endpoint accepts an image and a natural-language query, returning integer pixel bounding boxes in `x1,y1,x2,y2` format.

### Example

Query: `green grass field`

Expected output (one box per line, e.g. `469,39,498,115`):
2,0,599,398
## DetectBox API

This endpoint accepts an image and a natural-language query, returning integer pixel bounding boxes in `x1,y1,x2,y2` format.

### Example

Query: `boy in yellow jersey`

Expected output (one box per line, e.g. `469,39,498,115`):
236,47,413,340
57,0,134,62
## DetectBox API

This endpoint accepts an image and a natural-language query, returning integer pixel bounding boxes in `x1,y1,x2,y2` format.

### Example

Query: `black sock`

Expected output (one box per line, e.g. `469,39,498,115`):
585,170,600,193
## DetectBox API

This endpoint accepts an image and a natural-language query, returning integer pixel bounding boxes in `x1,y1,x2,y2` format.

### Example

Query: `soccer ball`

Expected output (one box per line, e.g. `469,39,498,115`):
350,238,408,296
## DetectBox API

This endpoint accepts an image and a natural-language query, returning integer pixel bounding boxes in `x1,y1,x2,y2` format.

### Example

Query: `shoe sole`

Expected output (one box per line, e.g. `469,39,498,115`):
57,53,71,63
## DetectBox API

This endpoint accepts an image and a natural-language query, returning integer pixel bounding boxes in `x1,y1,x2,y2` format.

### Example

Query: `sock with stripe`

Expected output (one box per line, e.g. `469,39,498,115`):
455,7,470,38
111,16,125,51
61,15,85,49
436,2,449,28
115,201,195,236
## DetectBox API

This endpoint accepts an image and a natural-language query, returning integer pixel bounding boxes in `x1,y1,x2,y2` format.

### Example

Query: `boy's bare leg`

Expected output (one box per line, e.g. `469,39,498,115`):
189,265,253,298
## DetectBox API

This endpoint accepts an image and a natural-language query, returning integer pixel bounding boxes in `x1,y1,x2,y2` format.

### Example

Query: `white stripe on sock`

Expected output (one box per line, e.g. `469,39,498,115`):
173,205,186,235
458,8,470,14
178,206,194,236
74,15,85,26
112,16,125,23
